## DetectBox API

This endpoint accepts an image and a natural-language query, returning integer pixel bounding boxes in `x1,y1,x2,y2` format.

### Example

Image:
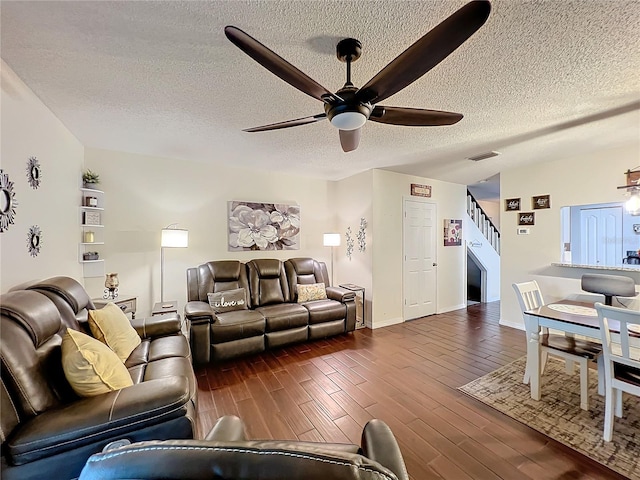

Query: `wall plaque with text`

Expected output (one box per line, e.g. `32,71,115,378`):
518,212,535,226
410,184,432,198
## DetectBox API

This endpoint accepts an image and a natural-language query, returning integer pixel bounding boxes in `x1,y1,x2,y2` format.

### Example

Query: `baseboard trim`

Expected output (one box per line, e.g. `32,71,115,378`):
499,318,525,331
371,317,403,329
437,303,467,314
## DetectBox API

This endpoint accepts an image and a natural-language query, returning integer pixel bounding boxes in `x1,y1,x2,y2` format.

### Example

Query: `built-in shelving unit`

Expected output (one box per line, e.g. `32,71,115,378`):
80,187,105,278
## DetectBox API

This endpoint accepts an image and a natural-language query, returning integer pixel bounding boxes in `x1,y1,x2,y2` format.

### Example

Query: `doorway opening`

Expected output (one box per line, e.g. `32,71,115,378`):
467,249,486,305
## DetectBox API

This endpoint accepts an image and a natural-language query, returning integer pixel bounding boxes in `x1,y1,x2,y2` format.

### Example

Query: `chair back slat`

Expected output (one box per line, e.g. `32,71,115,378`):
595,302,640,370
513,281,544,314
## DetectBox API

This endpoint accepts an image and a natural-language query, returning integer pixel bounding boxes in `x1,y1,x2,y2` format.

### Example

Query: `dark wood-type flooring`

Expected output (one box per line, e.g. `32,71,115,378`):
195,302,626,480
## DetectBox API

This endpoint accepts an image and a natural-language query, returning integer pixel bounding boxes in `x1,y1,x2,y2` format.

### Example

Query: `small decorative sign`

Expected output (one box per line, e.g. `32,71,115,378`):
83,211,101,225
411,184,432,198
518,212,535,226
444,219,462,246
532,194,551,209
505,198,521,211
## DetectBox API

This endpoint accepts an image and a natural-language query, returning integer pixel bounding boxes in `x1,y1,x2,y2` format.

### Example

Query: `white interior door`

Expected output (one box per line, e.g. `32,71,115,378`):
403,199,437,320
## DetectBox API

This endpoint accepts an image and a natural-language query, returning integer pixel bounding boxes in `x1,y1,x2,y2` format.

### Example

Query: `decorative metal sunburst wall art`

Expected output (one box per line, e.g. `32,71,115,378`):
27,225,43,257
26,156,42,189
0,169,18,233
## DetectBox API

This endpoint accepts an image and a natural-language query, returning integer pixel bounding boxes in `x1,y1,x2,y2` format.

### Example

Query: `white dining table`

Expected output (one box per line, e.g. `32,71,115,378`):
523,301,604,401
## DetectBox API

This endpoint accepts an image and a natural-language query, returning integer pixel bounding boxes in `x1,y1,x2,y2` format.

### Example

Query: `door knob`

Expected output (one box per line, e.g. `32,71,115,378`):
433,263,438,267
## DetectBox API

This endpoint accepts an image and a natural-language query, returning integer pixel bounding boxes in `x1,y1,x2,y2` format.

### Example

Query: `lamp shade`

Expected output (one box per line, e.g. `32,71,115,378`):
161,228,188,248
323,233,341,247
627,194,640,215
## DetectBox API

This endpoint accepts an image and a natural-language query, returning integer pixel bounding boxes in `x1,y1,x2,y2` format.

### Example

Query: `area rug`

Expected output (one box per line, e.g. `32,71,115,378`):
459,356,640,479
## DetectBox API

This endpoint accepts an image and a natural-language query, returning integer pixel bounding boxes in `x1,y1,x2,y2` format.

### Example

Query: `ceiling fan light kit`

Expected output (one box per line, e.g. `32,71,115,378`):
330,111,367,131
224,0,491,152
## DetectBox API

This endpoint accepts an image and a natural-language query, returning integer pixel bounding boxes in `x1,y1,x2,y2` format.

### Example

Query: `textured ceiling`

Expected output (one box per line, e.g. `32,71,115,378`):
2,0,639,188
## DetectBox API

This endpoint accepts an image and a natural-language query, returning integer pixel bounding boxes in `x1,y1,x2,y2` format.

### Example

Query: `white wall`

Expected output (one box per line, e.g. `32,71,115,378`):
84,148,336,316
1,61,84,292
500,143,640,330
477,199,500,230
0,59,469,328
332,170,373,325
372,170,467,327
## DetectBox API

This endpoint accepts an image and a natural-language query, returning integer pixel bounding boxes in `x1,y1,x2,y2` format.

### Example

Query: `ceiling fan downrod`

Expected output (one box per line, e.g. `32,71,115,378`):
336,38,362,87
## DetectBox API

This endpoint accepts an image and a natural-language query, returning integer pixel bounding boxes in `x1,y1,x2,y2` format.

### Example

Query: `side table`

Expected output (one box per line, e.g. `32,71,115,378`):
339,284,365,329
93,294,137,319
152,301,178,316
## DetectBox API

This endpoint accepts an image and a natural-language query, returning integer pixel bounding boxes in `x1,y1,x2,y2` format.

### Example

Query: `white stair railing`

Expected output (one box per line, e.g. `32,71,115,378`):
466,190,500,254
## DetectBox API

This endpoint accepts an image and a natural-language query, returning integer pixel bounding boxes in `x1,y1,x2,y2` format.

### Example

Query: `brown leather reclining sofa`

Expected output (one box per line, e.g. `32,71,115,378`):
185,257,357,364
0,276,197,480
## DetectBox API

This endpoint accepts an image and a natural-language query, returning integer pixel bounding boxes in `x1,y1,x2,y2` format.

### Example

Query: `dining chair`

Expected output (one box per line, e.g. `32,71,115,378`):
594,302,640,442
513,281,602,410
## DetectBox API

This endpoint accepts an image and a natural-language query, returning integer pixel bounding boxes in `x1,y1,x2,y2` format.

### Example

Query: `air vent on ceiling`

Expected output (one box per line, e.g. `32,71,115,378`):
467,151,501,162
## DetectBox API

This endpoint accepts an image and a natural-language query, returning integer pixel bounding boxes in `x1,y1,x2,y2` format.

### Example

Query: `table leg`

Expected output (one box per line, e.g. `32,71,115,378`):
524,313,541,401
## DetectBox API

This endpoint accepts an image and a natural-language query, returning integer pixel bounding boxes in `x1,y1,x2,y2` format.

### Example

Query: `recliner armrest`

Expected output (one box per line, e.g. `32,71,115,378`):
184,301,216,324
131,313,181,338
361,419,409,480
326,286,356,303
7,377,191,466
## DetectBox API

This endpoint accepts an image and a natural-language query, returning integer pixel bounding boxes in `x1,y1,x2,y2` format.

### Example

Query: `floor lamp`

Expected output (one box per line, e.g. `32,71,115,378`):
161,225,188,303
323,233,341,286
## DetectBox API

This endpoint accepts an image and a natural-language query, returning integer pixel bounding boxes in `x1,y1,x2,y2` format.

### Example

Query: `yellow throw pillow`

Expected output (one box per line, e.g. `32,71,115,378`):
297,283,328,303
61,328,133,397
88,302,141,362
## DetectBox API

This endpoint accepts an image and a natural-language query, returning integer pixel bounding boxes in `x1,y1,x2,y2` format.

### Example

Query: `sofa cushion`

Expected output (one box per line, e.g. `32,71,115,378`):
61,329,133,397
211,310,266,344
125,335,190,368
207,288,248,314
256,303,309,332
248,259,289,307
88,303,141,362
303,299,346,325
297,283,327,303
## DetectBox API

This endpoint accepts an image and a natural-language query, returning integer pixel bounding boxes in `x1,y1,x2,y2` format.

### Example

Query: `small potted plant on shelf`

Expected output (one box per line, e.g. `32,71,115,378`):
82,169,100,189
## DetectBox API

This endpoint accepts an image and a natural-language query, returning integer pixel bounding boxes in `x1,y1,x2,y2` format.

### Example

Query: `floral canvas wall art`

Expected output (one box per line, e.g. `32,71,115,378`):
228,201,300,251
444,219,462,246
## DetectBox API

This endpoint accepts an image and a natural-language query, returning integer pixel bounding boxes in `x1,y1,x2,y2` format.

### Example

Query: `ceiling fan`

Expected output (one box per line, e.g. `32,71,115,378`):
225,0,491,152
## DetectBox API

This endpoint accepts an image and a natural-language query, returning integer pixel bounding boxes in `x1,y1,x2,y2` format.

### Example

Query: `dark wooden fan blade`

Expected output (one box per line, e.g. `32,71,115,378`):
225,26,338,103
244,113,326,132
369,106,463,126
339,128,362,152
356,1,491,104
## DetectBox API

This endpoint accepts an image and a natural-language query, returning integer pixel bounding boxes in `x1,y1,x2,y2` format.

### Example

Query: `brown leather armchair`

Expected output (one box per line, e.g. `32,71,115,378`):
79,415,409,480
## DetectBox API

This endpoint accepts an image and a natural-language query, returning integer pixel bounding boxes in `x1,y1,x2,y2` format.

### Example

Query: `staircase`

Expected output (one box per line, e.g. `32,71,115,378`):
466,190,500,254
465,190,500,303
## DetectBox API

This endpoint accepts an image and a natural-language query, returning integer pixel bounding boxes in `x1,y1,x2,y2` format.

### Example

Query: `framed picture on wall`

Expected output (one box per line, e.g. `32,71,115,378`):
505,198,521,211
532,194,551,209
227,201,300,251
518,212,535,226
444,219,462,246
